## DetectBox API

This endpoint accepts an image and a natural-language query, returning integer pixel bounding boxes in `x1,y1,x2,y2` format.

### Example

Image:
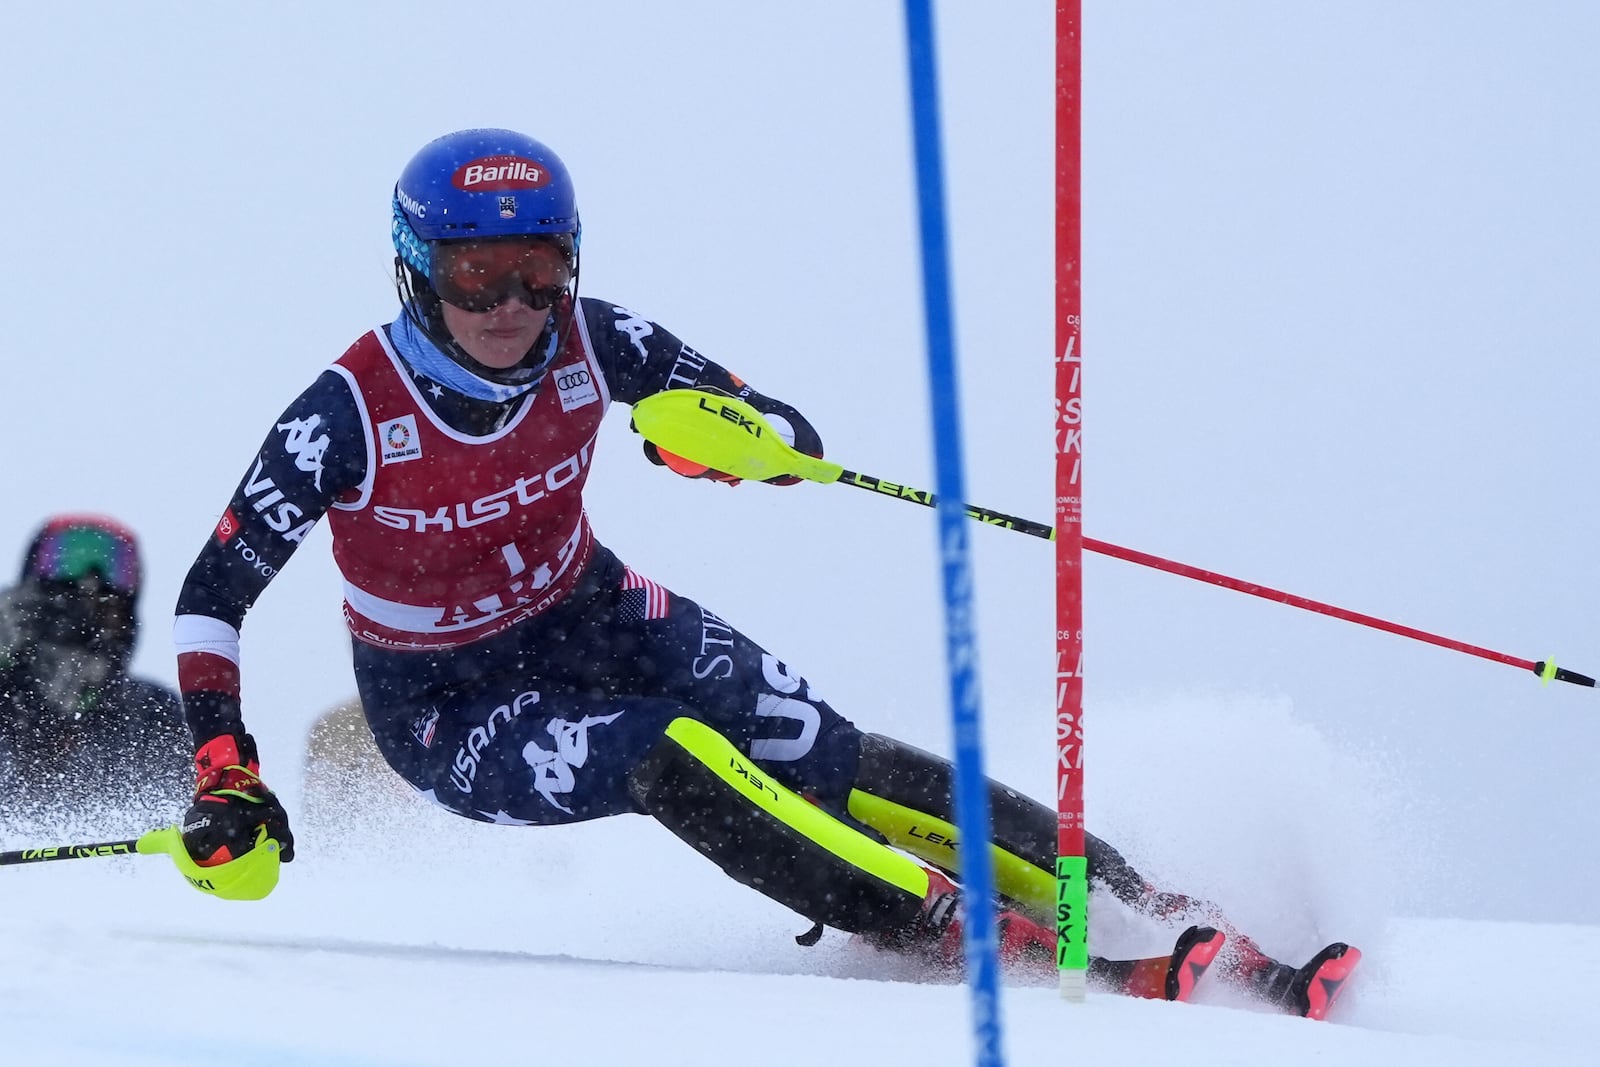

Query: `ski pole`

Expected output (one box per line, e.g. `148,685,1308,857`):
0,824,284,900
630,388,1595,690
0,837,143,865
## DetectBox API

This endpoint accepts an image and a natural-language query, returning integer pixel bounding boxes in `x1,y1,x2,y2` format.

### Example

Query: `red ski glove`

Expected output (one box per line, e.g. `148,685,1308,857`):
181,733,295,866
634,383,823,487
642,441,742,485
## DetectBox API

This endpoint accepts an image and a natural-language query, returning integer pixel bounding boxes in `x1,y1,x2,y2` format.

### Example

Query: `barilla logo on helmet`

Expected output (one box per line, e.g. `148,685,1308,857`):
453,155,550,192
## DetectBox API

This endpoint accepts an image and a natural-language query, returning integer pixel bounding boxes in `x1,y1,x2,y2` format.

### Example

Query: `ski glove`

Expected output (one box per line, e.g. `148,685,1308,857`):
182,732,295,866
640,394,824,487
642,441,743,485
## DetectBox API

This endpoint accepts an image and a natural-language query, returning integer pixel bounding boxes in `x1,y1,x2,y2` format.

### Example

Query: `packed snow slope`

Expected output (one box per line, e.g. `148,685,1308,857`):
2,2,1598,1064
0,769,1594,1066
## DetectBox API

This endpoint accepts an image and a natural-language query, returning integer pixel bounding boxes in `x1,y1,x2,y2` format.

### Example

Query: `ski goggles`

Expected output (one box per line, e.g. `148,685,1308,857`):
430,237,573,313
26,520,140,597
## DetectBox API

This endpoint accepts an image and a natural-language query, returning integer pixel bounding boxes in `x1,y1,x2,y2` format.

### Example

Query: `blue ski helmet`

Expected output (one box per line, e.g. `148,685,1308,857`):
390,129,583,393
392,128,580,280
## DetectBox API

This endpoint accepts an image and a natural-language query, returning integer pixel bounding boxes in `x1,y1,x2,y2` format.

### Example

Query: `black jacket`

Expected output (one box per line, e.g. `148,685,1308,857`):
0,585,189,826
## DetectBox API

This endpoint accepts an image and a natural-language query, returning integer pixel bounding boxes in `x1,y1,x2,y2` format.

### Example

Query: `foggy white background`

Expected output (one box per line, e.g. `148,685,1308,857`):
2,0,1596,940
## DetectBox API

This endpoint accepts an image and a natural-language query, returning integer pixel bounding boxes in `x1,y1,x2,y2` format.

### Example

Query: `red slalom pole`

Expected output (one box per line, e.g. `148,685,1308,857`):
625,389,1592,690
822,471,1593,688
1054,0,1090,1003
818,464,1594,688
1084,537,1594,687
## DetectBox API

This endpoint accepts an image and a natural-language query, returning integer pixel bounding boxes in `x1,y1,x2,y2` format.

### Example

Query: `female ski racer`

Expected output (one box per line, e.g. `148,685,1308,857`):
172,128,1355,1016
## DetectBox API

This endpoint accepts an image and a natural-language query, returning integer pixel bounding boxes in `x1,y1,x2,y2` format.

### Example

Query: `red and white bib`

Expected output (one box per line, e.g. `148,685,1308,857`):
327,320,609,650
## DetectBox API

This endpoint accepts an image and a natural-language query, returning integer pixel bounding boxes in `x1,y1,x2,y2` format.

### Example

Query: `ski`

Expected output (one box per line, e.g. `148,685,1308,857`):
1089,924,1225,1002
1251,941,1362,1020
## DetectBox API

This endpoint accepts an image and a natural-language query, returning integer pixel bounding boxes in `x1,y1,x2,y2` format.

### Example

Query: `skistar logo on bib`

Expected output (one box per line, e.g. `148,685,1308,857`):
452,155,549,191
380,414,423,465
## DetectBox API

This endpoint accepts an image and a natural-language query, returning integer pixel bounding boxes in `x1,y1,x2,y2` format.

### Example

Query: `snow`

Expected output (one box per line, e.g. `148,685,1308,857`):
3,845,1596,1065
3,2,1599,1064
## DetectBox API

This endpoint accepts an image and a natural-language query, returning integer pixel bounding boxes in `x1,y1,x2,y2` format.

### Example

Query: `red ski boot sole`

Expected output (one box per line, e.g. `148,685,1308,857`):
1167,925,1226,1002
1094,925,1224,1001
1294,943,1362,1020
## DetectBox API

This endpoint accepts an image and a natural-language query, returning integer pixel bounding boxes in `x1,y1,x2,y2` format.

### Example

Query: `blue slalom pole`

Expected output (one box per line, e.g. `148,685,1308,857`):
902,4,1004,1066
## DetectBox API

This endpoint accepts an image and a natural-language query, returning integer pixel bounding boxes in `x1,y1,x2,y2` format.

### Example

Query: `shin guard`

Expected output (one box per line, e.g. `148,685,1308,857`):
627,718,928,933
847,733,1059,921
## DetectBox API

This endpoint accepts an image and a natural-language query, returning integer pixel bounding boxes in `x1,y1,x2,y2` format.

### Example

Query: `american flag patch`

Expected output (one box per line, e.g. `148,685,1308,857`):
619,567,670,622
411,707,440,748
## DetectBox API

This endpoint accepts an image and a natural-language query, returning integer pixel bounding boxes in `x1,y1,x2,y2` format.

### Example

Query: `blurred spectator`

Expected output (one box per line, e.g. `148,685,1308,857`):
0,515,188,820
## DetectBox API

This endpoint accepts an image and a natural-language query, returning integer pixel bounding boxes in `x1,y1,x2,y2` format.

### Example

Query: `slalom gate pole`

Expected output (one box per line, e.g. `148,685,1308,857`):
629,388,1596,690
1054,0,1090,1003
1077,540,1594,687
903,2,1005,1064
836,476,1594,688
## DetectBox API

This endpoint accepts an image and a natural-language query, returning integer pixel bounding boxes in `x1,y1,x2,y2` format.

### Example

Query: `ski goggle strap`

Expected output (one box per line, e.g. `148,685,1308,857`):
25,517,141,597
